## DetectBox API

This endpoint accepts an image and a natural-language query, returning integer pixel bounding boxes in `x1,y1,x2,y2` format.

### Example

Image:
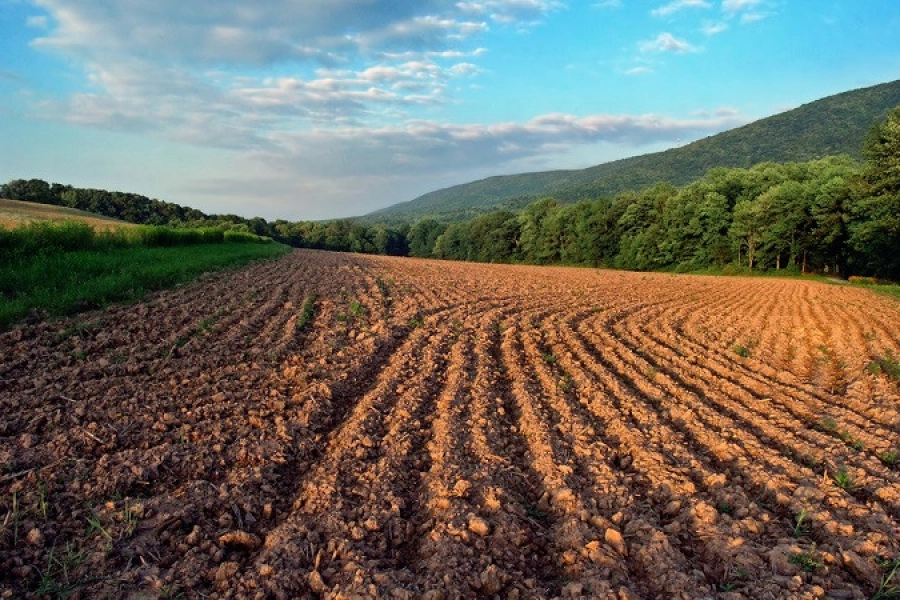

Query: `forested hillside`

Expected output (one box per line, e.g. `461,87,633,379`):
366,79,900,223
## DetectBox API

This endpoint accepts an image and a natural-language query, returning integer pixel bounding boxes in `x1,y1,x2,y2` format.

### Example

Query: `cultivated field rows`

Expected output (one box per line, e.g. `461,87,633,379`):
1,249,900,599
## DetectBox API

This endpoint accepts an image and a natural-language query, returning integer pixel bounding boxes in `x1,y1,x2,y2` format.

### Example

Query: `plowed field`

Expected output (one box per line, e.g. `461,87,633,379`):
2,249,900,600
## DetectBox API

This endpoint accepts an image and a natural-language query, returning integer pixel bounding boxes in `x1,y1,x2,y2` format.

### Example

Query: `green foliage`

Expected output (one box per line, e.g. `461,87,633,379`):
792,509,811,538
364,79,900,223
732,344,751,358
873,558,900,600
0,223,288,330
296,294,317,331
832,466,856,491
868,350,900,381
789,544,824,572
878,450,899,468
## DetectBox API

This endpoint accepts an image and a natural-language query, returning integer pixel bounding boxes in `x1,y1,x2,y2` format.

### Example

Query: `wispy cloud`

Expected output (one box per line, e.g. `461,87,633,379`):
701,20,728,35
721,0,771,23
26,15,49,28
625,66,653,76
640,32,699,53
651,0,711,18
721,0,764,14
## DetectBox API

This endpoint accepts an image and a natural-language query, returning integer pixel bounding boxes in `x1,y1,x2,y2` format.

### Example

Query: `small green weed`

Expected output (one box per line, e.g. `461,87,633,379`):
819,416,838,433
408,316,424,329
716,501,734,516
296,294,317,331
792,509,811,538
732,344,750,358
789,544,823,572
879,450,899,468
832,466,856,492
542,352,558,365
349,300,366,318
873,557,900,600
85,511,112,541
868,350,900,382
38,481,49,520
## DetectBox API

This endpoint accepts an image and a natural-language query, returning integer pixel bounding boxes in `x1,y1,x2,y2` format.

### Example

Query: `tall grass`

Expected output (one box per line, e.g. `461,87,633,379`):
0,220,287,330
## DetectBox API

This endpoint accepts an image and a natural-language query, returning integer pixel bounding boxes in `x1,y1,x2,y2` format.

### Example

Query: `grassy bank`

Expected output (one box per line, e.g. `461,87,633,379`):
0,221,290,330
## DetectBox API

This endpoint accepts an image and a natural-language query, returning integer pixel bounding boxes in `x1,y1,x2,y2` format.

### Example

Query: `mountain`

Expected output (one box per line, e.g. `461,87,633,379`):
364,79,900,224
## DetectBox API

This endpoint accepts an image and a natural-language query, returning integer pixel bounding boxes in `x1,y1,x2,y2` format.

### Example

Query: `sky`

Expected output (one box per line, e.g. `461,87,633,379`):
1,1,899,221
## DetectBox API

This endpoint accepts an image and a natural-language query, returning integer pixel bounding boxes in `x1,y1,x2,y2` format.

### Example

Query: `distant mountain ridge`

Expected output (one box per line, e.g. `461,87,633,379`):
365,79,900,223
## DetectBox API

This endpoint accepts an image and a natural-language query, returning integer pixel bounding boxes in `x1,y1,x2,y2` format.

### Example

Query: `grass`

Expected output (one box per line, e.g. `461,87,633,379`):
34,543,86,598
296,293,317,331
789,544,824,573
832,466,856,492
873,558,900,600
792,509,811,538
868,350,900,382
0,221,289,330
732,344,751,358
879,450,900,468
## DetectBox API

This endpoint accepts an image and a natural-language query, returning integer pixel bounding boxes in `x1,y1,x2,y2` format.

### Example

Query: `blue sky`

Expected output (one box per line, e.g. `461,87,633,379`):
1,0,898,221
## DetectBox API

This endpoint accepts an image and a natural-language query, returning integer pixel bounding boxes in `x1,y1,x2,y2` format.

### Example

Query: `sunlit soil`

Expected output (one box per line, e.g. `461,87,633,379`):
2,249,899,599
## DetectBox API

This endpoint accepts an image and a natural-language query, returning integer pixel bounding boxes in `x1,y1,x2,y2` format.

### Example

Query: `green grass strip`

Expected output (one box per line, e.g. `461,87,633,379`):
0,243,290,330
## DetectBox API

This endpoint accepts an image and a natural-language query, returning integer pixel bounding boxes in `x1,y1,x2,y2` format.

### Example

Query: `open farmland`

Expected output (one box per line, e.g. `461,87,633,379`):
2,250,900,599
0,199,136,231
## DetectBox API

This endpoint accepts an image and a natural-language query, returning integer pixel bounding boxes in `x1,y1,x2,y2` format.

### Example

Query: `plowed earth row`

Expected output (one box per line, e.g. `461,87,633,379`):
2,250,900,599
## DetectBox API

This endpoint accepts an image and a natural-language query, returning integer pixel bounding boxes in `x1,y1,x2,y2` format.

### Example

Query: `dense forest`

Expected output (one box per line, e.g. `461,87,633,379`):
3,104,900,280
365,79,900,224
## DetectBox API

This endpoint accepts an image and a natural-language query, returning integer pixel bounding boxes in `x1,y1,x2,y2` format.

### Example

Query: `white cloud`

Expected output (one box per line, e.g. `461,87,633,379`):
192,109,743,217
26,15,49,28
722,0,763,14
701,20,728,35
651,0,711,18
625,66,653,75
456,0,564,24
640,32,699,53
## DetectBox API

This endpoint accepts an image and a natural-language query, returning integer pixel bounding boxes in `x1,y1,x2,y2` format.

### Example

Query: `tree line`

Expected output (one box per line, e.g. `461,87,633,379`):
4,105,899,279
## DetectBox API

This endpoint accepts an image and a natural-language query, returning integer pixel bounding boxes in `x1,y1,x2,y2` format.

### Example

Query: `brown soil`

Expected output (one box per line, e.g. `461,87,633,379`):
2,249,899,599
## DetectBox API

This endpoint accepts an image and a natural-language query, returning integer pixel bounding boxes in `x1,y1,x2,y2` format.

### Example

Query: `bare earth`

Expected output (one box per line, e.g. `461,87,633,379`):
2,249,899,599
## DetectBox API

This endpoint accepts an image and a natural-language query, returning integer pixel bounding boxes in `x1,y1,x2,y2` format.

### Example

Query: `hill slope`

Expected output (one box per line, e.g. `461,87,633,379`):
0,198,136,230
366,79,900,223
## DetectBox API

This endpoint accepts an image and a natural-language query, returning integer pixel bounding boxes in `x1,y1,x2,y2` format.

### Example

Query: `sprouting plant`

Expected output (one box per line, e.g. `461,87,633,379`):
86,510,112,541
408,316,424,329
122,499,138,538
542,352,558,365
872,557,900,600
868,350,900,381
34,542,85,597
789,544,823,573
732,344,750,358
10,490,20,546
349,300,365,318
792,509,811,538
161,584,185,599
294,294,317,332
819,416,838,433
832,466,856,492
38,481,49,520
879,450,899,468
716,501,734,516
